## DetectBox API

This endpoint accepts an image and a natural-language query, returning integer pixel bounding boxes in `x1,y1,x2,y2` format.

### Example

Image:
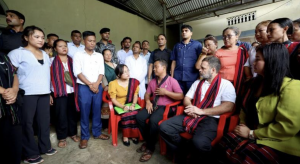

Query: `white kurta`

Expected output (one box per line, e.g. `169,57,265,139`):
125,55,147,99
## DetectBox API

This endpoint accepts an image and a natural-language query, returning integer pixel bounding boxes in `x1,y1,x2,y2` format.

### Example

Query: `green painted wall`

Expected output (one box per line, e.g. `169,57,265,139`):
3,0,162,50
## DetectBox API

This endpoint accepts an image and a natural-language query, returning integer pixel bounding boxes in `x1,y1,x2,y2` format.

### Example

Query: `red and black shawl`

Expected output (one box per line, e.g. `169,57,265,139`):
284,41,300,80
234,45,249,95
50,56,80,111
183,74,222,133
125,78,140,104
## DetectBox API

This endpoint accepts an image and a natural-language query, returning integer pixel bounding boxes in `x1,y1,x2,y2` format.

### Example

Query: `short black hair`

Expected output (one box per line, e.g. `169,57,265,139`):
142,40,149,45
205,34,214,38
269,18,294,35
181,24,193,32
102,48,111,55
100,28,110,34
122,37,132,42
6,10,25,25
115,64,128,78
133,41,141,49
47,33,59,39
157,34,167,40
82,31,96,39
22,25,45,46
293,18,300,27
53,39,67,49
154,59,168,68
71,30,81,36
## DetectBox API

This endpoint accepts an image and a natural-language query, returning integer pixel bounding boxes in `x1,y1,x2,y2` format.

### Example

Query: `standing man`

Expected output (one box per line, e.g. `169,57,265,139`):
42,33,59,57
73,31,110,149
140,40,151,88
148,34,172,81
0,10,25,56
125,42,147,99
117,37,133,64
95,28,117,63
170,25,203,94
160,56,236,163
67,30,85,58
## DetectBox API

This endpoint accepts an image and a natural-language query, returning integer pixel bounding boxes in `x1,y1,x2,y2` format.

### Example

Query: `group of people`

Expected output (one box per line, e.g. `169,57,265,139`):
0,9,300,164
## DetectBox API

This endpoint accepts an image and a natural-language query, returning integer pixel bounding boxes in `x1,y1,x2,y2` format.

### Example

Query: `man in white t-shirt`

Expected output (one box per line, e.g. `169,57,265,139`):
160,56,236,163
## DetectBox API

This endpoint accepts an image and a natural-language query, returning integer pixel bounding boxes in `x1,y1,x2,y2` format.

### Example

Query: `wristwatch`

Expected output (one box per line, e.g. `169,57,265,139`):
249,130,255,140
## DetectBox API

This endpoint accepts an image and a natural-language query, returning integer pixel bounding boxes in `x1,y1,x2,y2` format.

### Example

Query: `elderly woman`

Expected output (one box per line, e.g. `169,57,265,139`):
195,36,218,70
101,49,117,130
108,64,140,146
244,20,271,79
218,43,300,163
214,27,248,94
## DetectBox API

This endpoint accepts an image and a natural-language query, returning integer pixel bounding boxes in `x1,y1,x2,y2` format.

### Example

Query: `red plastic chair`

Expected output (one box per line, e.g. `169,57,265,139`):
102,91,144,146
158,105,239,155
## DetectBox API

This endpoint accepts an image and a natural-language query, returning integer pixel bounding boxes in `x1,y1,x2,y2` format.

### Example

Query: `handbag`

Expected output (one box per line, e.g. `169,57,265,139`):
63,63,73,87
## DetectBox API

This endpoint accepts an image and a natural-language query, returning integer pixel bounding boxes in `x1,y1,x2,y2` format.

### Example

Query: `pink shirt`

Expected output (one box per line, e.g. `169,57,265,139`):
146,76,183,106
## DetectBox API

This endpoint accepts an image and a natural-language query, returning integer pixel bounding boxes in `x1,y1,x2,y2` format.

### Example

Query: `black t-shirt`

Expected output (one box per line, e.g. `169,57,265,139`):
149,48,172,74
0,29,24,55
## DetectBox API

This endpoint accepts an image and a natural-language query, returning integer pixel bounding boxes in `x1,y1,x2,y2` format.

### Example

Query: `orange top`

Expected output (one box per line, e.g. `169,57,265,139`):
214,48,238,81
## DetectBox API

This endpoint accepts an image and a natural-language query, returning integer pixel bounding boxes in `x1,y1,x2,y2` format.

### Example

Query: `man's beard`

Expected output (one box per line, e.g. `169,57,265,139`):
201,70,212,80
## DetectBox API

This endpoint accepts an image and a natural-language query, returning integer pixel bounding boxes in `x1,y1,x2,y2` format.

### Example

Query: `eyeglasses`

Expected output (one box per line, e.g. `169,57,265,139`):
222,35,235,40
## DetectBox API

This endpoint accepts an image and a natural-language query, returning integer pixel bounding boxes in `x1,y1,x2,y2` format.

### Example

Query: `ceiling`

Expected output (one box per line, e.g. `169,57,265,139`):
99,0,286,26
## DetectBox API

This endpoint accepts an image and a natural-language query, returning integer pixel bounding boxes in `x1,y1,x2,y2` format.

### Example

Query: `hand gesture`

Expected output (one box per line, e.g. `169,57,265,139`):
233,124,250,138
146,101,153,114
155,88,167,96
2,88,17,102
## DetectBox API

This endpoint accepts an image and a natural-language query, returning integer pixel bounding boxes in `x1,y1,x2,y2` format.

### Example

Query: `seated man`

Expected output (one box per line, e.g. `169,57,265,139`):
136,59,184,162
159,56,236,163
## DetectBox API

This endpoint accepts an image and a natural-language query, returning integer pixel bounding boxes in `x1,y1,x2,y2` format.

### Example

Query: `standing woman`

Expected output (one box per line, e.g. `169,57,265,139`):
8,26,56,164
108,64,140,146
0,54,22,164
267,18,300,80
214,27,249,94
195,36,218,70
50,39,80,148
101,49,117,130
244,20,271,78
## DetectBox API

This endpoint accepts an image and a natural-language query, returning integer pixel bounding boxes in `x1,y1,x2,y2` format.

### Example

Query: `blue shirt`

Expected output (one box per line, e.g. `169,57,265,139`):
67,42,85,58
170,39,202,82
237,40,252,52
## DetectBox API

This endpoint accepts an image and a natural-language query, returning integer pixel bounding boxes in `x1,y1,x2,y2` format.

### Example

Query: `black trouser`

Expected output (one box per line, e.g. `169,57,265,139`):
160,115,218,162
22,94,51,159
136,106,166,151
0,115,22,164
54,93,78,140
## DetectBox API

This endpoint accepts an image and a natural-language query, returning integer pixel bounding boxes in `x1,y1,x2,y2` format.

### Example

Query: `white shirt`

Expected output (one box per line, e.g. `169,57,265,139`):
125,55,147,99
186,78,236,118
67,42,85,58
140,52,151,84
117,49,133,64
50,57,74,93
8,47,51,95
73,50,104,85
244,46,257,77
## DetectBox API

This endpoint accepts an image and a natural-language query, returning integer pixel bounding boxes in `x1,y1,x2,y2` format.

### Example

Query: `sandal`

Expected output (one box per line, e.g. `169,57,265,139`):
136,143,147,153
139,149,153,162
70,135,80,142
58,139,67,148
94,134,110,140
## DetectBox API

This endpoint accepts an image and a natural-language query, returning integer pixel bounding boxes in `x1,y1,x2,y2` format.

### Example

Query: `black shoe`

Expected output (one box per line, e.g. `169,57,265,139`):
132,138,139,145
123,140,130,146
